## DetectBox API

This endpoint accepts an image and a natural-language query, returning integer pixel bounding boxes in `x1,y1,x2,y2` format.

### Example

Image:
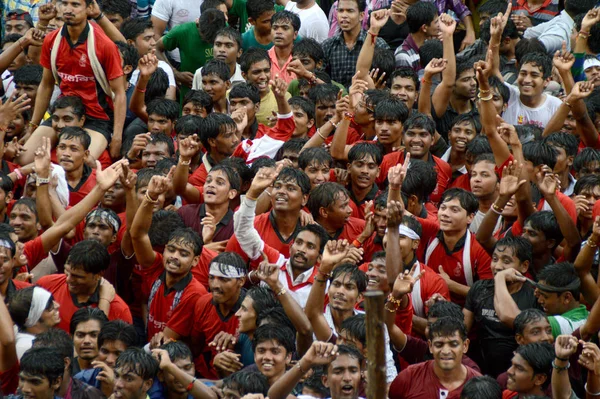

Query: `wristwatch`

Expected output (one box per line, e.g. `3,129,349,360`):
36,176,50,186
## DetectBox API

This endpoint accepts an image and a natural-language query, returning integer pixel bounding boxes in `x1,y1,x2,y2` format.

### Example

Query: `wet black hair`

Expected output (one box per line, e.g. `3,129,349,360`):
215,26,243,50
419,39,443,69
308,84,339,105
460,376,502,399
275,167,311,195
149,210,185,247
20,347,65,386
524,211,562,249
229,82,261,104
247,0,275,20
514,342,555,389
66,240,110,274
429,317,468,341
292,38,325,64
58,126,91,150
306,182,350,219
240,48,271,74
183,90,213,114
373,97,409,123
115,347,159,381
403,112,435,135
522,141,558,170
298,147,333,170
69,307,109,335
514,308,548,336
251,324,296,354
120,17,152,42
519,52,553,79
515,39,547,66
100,0,132,18
175,115,203,139
439,188,479,215
537,262,581,299
390,67,420,91
202,59,231,82
340,314,366,347
223,371,270,396
271,10,301,32
98,320,137,349
330,263,368,292
401,159,437,202
115,41,140,80
297,223,329,254
288,96,315,121
348,142,383,165
13,64,42,85
574,174,600,196
543,132,579,158
199,9,227,44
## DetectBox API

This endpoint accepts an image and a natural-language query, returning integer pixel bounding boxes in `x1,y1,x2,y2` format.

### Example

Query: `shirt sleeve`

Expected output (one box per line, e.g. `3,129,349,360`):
388,368,411,399
161,24,183,52
151,0,172,21
449,0,472,20
158,61,176,86
24,236,46,270
233,196,268,261
474,245,493,280
192,67,203,90
464,282,478,312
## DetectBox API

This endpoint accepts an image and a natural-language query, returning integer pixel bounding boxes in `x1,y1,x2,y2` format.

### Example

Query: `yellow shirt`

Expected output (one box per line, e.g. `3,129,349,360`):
256,90,291,126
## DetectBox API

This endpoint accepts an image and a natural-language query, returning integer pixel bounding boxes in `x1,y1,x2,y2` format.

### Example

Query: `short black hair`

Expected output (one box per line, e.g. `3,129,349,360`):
98,320,138,349
275,167,311,195
149,210,185,247
13,64,42,85
524,210,562,248
147,132,175,157
58,126,91,150
574,148,600,174
50,95,86,119
565,0,596,17
348,142,383,165
391,67,419,91
240,48,271,74
306,182,350,219
402,159,437,202
200,113,237,150
33,328,74,369
543,132,579,158
251,324,296,354
223,371,270,396
340,314,366,347
210,251,248,275
145,68,169,103
330,345,364,371
168,227,203,256
292,38,324,64
515,39,547,66
419,39,443,69
256,306,295,332
429,316,468,341
9,286,52,330
115,41,140,80
406,1,437,34
372,48,395,87
221,157,253,186
574,174,600,196
373,97,409,123
215,26,242,50
460,376,502,399
246,286,280,314
522,141,557,170
115,347,159,381
100,0,132,18
120,17,152,41
466,135,492,157
403,111,435,135
494,235,533,266
183,90,213,114
514,308,548,336
298,147,333,170
230,83,261,104
69,306,109,336
20,347,65,386
331,263,367,292
0,171,15,195
160,341,193,363
147,98,180,121
66,240,110,274
308,84,339,105
519,52,553,79
202,59,231,82
439,188,479,215
296,223,329,254
210,164,242,192
175,115,203,139
451,113,481,135
247,0,275,20
428,301,463,320
271,10,300,32
514,342,555,389
288,96,315,121
537,262,581,299
199,9,227,43
201,0,227,12
489,76,510,105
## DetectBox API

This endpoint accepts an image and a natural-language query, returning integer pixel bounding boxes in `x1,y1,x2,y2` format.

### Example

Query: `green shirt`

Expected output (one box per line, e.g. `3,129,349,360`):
162,22,214,100
548,304,589,338
287,79,347,97
230,0,284,33
241,28,303,51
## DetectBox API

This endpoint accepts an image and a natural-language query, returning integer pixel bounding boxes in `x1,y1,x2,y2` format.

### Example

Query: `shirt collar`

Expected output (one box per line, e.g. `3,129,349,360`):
62,22,90,49
282,261,318,285
199,204,233,227
335,29,367,46
159,271,193,296
211,289,246,321
69,164,92,192
435,230,468,254
269,210,301,244
71,282,100,307
348,182,379,205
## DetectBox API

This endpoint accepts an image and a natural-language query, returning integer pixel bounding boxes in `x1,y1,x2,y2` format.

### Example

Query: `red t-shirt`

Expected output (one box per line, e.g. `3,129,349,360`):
23,236,47,272
361,233,383,262
378,151,451,204
337,217,366,242
142,252,208,340
36,274,133,332
190,247,218,291
0,361,19,395
389,360,481,399
307,125,362,145
40,22,124,120
172,294,240,379
68,167,97,206
449,173,471,191
188,163,208,191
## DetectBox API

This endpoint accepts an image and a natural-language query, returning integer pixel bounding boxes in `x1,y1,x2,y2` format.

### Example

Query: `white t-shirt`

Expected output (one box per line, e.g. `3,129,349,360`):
151,0,202,62
192,63,245,90
285,1,329,43
15,330,35,360
130,60,177,87
501,82,563,129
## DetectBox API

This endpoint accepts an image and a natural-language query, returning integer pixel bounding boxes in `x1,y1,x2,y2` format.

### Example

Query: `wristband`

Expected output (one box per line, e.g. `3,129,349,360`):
317,129,327,141
552,359,569,371
13,168,23,180
585,383,600,396
180,159,191,166
28,122,39,130
136,87,147,93
352,239,362,248
555,356,569,362
587,239,598,249
344,112,354,121
317,268,332,278
367,30,377,44
36,176,50,186
276,287,287,297
330,119,339,129
564,100,572,108
491,202,504,215
186,377,197,392
93,12,104,21
296,361,309,374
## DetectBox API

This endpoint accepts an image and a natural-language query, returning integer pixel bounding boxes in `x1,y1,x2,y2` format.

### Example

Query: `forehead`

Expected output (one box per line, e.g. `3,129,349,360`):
256,339,284,350
202,73,225,82
472,160,496,172
430,332,463,344
329,354,360,370
145,141,170,151
580,185,600,195
75,319,102,332
101,339,128,351
6,19,27,26
369,258,386,268
493,245,517,258
520,62,543,74
452,120,475,130
249,60,270,72
406,127,430,135
86,216,112,227
291,105,307,115
58,137,85,148
457,69,475,79
167,238,195,251
272,18,293,27
524,317,550,329
12,204,35,215
215,34,237,45
54,107,78,116
331,272,356,286
295,229,319,245
392,76,416,88
440,197,464,208
511,353,531,368
208,169,230,181
305,160,329,169
351,153,377,163
338,0,359,9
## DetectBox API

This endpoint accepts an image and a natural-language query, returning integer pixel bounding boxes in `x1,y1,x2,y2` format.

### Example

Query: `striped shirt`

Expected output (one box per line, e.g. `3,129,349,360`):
511,0,559,26
548,304,589,338
395,34,421,72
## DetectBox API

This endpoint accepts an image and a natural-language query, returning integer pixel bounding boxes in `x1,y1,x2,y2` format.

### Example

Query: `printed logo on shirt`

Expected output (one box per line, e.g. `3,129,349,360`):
481,308,501,322
57,72,95,83
79,54,87,67
453,263,463,277
176,9,189,17
518,115,524,124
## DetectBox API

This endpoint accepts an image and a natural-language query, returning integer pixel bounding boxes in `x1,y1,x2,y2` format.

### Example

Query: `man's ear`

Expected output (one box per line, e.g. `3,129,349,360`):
533,373,548,388
316,60,324,70
123,65,134,76
51,376,63,392
242,72,247,81
126,38,135,47
515,333,525,345
255,102,261,113
518,260,530,275
307,118,315,130
567,155,574,168
322,373,330,388
319,206,328,220
466,212,475,225
546,239,556,250
110,233,117,244
5,190,13,205
207,137,216,150
226,80,231,91
143,378,154,394
228,189,238,200
301,194,309,207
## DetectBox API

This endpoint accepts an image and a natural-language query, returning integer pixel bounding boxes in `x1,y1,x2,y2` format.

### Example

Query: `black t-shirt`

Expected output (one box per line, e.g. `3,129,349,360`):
378,17,409,51
465,279,540,377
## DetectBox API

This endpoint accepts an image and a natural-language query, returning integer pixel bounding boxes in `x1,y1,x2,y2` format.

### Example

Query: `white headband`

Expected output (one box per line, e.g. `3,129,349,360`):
0,239,13,251
209,262,246,279
24,287,52,328
398,225,420,240
585,57,600,72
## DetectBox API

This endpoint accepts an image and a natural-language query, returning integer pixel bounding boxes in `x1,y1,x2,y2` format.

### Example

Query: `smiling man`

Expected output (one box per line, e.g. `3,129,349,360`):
503,342,554,398
389,317,481,399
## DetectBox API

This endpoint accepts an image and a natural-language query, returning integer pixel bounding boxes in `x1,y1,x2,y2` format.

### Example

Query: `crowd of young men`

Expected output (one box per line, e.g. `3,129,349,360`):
5,0,600,397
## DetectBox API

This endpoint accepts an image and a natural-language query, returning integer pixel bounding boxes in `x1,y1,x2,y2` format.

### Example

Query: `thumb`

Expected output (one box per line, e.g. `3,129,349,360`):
438,266,445,274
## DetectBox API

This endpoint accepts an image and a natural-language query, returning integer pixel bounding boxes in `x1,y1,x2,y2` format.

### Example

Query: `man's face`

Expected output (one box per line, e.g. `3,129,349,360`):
470,161,498,199
424,15,440,38
253,10,276,35
272,19,297,48
585,66,600,87
73,319,102,361
105,13,126,29
366,258,387,291
235,296,257,334
19,372,59,399
222,387,243,399
390,77,418,109
134,28,156,56
65,263,98,296
281,150,300,168
506,353,542,394
113,367,151,399
205,169,235,205
549,145,571,175
375,119,403,147
337,0,363,33
230,97,258,125
182,102,208,117
209,275,244,305
403,127,433,159
51,106,85,135
518,318,553,345
293,54,318,72
479,12,491,28
62,0,90,26
15,82,38,105
255,339,290,379
9,204,39,242
315,100,336,128
57,137,88,172
2,42,27,72
5,19,30,35
214,35,241,65
578,186,600,220
328,272,361,312
348,155,379,191
202,74,230,103
271,178,306,212
84,217,117,247
211,126,240,157
323,193,352,228
147,113,173,135
141,142,170,168
373,207,387,237
428,332,468,371
289,230,321,272
454,69,477,100
491,245,526,276
291,105,313,138
438,198,472,233
323,354,362,399
448,121,476,153
522,222,551,256
5,112,26,141
517,62,547,98
396,230,419,261
245,60,271,95
161,357,195,395
39,299,61,329
354,95,374,126
489,86,507,115
97,339,128,369
535,283,565,315
0,247,13,286
303,161,330,189
136,185,165,212
163,239,198,277
101,181,127,212
577,161,600,179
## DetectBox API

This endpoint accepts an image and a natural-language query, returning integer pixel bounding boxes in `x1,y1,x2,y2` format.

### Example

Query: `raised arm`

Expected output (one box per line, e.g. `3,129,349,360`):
300,92,342,152
431,14,456,117
130,174,169,268
329,85,359,161
552,335,578,399
40,160,128,253
120,164,139,257
493,268,527,328
33,138,54,231
87,0,127,42
355,10,390,84
568,81,599,148
0,29,43,74
26,68,56,140
0,293,16,372
129,53,159,123
173,135,203,203
488,4,512,81
418,59,447,117
573,217,600,304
